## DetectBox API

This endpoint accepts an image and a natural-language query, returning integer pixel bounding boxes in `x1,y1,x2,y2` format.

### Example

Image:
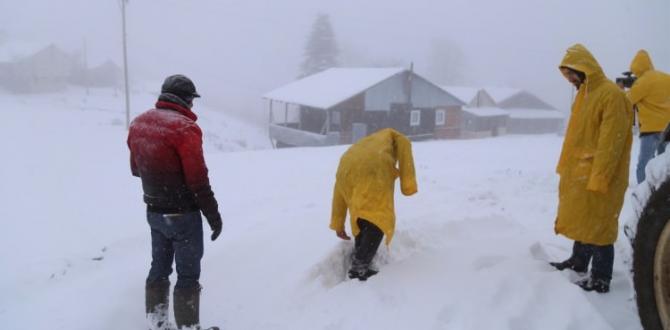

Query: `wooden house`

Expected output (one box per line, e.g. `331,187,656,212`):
263,68,463,147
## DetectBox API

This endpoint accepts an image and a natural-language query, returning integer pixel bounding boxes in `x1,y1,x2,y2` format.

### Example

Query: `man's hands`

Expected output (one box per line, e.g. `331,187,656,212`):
207,215,222,241
336,230,351,240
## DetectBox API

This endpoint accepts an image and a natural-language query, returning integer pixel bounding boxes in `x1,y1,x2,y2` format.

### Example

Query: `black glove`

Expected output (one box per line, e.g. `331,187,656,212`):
206,214,222,241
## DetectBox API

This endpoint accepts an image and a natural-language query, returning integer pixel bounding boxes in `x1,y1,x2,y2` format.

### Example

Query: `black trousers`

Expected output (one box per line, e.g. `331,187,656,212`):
353,218,384,267
571,241,614,281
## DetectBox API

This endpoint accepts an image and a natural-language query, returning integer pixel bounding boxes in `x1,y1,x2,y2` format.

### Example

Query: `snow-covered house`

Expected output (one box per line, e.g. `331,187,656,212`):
0,44,80,93
69,60,122,88
440,86,509,138
263,68,463,147
0,42,121,93
485,87,564,134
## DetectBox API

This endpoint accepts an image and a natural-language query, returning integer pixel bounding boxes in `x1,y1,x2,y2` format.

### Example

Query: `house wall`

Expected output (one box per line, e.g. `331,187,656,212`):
434,106,462,139
364,75,407,111
364,72,463,111
330,93,365,143
461,112,509,137
363,72,462,139
377,103,434,139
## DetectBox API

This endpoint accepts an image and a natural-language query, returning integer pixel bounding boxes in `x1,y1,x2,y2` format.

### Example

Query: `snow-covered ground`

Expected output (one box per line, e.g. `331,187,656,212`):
0,88,644,330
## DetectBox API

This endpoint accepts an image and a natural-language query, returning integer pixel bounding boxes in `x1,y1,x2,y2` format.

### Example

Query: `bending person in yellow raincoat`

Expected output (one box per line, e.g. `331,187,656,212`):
623,50,670,183
550,44,633,293
330,128,418,281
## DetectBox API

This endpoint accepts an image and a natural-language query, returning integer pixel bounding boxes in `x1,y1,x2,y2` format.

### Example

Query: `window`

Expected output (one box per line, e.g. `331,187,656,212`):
410,110,421,127
435,109,446,126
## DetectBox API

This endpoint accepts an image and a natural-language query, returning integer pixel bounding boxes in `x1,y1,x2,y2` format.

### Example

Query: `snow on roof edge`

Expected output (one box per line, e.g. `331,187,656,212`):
262,67,406,109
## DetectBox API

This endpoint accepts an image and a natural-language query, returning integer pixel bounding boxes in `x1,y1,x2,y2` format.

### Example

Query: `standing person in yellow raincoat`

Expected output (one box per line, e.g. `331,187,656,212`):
330,128,418,281
549,44,633,293
622,50,670,183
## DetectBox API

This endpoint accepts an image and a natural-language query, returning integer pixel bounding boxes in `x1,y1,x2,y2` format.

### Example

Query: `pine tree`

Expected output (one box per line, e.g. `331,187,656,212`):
299,14,339,78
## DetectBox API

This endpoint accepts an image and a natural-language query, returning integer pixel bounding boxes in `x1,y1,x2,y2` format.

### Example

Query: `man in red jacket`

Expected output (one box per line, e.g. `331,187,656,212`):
128,74,222,330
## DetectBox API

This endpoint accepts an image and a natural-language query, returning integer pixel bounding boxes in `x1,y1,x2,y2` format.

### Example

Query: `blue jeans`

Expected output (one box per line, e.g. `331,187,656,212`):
637,133,666,183
146,211,204,289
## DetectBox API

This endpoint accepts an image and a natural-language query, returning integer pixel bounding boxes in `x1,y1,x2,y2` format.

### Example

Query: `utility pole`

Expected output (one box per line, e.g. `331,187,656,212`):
121,0,131,129
82,38,89,96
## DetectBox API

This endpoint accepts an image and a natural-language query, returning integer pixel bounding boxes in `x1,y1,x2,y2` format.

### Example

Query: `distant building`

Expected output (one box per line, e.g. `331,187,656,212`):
442,86,565,136
485,87,564,134
0,43,121,93
70,60,122,88
263,67,463,147
441,86,508,138
0,44,78,93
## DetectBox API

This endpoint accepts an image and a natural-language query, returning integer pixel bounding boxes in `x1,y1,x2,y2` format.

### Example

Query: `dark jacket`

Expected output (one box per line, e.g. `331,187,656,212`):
127,95,220,223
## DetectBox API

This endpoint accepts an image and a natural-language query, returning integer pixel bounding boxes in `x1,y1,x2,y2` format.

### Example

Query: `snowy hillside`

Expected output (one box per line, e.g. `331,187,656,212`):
0,91,644,330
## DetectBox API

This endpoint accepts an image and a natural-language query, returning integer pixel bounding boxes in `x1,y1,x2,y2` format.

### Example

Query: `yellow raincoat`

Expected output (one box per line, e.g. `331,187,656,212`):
330,128,418,245
628,49,670,133
555,44,633,246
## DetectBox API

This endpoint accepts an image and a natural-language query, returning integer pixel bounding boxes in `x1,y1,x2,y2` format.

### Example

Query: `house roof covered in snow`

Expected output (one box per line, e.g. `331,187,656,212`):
439,86,479,104
484,87,521,103
263,67,405,109
462,107,509,117
0,41,50,62
497,91,557,110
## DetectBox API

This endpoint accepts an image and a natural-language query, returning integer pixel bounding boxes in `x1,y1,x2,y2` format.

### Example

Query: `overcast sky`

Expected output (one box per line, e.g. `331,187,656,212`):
2,0,669,123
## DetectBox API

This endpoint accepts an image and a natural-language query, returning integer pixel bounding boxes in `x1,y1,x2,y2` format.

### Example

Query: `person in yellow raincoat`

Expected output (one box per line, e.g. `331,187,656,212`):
623,50,670,183
550,44,633,293
330,128,417,280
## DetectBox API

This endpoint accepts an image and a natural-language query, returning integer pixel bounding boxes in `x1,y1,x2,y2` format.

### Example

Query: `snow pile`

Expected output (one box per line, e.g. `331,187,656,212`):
624,149,670,240
0,92,644,329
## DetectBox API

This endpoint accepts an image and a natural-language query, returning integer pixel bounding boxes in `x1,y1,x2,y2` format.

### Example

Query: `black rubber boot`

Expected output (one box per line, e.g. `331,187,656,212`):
549,242,591,273
549,259,587,273
174,286,200,329
348,219,383,281
146,280,171,330
348,257,379,281
174,286,220,330
576,277,610,293
578,244,613,293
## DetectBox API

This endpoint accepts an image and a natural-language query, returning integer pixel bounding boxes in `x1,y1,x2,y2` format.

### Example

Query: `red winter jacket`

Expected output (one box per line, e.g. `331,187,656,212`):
127,100,220,222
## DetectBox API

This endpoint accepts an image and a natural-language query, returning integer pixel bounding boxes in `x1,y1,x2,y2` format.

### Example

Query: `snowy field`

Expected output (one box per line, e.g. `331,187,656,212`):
0,89,644,330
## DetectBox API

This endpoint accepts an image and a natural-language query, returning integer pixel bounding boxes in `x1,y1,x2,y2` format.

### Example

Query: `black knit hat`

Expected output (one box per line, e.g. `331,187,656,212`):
161,74,201,99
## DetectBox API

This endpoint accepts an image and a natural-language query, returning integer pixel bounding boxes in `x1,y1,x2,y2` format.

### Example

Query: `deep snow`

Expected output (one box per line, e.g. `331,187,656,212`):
0,88,644,330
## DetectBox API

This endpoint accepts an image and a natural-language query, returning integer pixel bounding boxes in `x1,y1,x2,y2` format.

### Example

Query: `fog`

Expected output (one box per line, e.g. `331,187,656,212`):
2,0,669,124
